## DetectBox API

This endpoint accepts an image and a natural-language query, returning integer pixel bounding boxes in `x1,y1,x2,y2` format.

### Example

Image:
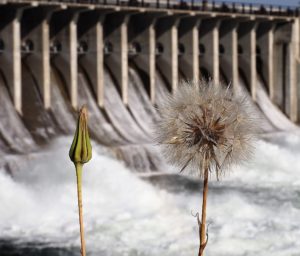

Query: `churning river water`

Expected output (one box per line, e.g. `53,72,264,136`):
1,132,300,256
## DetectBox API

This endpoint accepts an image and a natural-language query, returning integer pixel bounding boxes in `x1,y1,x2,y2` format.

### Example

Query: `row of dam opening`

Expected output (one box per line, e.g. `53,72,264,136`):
0,1,299,172
0,59,297,172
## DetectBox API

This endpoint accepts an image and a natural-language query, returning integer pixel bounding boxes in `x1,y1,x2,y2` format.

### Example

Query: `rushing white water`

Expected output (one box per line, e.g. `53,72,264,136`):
127,67,160,137
0,72,35,153
1,133,300,256
103,69,149,144
50,69,76,134
255,80,298,131
77,72,126,146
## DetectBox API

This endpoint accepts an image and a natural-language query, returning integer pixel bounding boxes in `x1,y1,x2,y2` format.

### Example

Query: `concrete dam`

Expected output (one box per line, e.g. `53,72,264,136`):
0,0,300,172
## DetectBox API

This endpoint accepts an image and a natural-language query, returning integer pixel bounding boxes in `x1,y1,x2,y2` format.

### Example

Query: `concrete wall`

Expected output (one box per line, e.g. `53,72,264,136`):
0,1,299,122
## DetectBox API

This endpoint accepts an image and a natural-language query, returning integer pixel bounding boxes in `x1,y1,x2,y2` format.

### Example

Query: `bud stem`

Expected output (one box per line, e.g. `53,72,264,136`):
198,167,209,256
76,163,86,256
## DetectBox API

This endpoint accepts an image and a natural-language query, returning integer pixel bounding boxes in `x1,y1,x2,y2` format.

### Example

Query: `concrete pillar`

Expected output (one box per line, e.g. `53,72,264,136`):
297,17,300,122
128,12,164,104
268,28,274,102
219,19,238,89
178,16,201,81
0,8,23,114
96,20,104,107
192,24,200,81
104,12,135,105
232,26,238,89
42,20,51,109
69,18,78,109
256,21,275,101
238,20,257,100
273,21,298,120
50,8,86,109
21,6,58,110
289,18,299,122
171,23,178,91
121,20,128,104
250,25,256,100
213,24,220,84
12,16,22,114
273,23,288,110
77,10,112,108
199,18,220,84
149,23,156,102
156,15,181,92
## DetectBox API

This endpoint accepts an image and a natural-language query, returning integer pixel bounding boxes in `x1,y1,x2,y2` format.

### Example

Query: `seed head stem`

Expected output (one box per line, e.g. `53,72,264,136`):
199,166,209,256
76,163,86,256
155,81,256,255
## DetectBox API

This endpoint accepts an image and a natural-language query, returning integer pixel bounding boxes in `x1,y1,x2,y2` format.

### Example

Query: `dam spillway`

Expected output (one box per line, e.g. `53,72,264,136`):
0,0,300,171
2,2,300,256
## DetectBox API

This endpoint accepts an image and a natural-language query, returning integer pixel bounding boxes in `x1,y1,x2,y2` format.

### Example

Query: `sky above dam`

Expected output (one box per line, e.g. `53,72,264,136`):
214,0,299,7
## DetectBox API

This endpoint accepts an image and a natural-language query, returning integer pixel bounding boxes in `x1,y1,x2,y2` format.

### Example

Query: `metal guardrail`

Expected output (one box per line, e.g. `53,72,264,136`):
3,0,300,16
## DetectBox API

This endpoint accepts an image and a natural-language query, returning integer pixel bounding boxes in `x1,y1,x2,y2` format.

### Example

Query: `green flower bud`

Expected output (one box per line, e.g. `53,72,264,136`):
69,105,92,165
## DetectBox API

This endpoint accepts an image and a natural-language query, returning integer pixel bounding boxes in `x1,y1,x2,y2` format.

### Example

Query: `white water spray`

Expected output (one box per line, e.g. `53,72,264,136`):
1,133,300,256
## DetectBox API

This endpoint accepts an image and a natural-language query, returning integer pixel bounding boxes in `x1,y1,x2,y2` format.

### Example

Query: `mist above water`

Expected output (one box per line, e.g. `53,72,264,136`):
1,133,300,256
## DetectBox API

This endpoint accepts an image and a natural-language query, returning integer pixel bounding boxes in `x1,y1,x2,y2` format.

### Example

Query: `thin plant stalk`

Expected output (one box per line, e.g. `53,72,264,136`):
76,163,86,256
69,106,92,256
199,167,209,256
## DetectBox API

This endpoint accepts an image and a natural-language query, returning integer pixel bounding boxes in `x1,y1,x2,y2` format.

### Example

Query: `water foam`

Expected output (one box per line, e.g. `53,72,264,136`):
0,134,300,256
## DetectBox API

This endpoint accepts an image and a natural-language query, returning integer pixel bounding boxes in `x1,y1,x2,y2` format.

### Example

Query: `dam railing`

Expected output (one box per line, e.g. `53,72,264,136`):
2,0,299,17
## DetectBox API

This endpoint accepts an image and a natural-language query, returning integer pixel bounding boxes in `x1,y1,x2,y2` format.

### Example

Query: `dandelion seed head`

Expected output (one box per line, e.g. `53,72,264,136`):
155,80,257,178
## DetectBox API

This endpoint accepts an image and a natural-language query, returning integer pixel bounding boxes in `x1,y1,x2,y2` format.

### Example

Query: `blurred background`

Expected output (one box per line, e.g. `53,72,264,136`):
1,0,300,255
